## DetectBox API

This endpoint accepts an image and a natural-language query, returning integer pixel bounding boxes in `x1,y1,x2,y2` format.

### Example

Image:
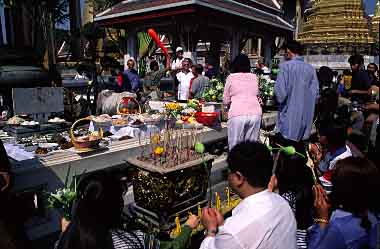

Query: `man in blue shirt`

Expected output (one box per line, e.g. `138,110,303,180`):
122,59,141,92
273,41,319,157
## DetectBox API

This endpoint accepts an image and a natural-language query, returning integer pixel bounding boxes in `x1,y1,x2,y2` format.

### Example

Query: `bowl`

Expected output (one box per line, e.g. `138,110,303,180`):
195,112,218,126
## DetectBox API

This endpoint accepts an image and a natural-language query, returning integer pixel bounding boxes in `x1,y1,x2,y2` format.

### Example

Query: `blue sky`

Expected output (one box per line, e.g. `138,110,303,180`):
365,0,377,14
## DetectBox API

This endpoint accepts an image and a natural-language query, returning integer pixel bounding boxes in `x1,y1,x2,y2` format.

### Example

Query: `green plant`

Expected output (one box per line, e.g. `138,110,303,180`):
45,167,79,220
202,78,225,102
258,76,274,101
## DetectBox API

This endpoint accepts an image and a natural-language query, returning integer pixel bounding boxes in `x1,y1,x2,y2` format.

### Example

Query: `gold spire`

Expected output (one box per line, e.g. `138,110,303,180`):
372,0,380,41
375,0,380,17
298,0,374,45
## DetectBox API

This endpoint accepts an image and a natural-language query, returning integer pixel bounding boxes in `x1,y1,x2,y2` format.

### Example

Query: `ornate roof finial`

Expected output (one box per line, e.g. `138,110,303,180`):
375,0,380,17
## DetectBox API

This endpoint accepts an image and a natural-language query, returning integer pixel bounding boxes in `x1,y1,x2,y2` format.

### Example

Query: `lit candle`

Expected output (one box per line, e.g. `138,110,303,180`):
215,192,221,210
198,202,202,218
175,214,181,235
225,187,230,208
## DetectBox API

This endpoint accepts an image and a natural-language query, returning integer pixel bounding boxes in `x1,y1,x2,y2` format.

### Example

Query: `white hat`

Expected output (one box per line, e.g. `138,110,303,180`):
176,47,184,52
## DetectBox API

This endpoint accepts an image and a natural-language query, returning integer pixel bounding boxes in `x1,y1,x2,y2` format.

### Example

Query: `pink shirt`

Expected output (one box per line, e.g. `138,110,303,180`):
223,73,262,119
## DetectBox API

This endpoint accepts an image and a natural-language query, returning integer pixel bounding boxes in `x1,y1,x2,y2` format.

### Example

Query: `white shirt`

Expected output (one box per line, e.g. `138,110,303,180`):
200,190,297,249
176,71,194,101
171,58,184,70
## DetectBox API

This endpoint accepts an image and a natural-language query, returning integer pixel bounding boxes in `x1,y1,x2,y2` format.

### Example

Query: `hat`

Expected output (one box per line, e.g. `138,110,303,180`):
176,47,184,52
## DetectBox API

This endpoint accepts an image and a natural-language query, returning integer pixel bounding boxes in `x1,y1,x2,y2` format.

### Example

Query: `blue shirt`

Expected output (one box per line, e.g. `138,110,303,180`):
274,56,319,142
123,69,140,92
308,209,379,249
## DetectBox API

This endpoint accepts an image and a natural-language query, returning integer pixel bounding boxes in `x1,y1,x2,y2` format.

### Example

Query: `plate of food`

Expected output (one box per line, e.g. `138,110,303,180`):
21,121,40,128
112,119,129,128
7,116,25,126
48,117,66,123
128,119,145,128
38,143,59,151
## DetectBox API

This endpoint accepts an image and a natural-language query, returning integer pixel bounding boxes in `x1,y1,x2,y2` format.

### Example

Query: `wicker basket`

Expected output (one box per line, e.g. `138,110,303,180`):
70,117,103,150
116,97,141,115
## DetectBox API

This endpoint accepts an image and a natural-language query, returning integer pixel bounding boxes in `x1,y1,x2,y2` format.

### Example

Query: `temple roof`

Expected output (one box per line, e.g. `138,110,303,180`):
95,0,293,31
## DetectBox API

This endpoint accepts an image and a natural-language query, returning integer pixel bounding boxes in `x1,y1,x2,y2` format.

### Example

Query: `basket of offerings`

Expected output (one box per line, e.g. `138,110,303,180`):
117,97,141,115
70,117,103,150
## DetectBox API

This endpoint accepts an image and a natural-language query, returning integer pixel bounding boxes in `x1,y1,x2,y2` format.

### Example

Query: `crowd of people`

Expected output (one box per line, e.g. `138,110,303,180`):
0,40,379,249
119,47,213,103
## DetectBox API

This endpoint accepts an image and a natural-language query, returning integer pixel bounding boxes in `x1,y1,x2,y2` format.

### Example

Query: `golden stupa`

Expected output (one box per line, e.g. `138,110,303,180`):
298,0,374,51
372,0,380,41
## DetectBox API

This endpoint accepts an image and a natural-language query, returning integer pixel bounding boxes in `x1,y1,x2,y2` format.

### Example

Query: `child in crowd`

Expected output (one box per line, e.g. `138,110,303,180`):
318,123,352,193
269,153,314,249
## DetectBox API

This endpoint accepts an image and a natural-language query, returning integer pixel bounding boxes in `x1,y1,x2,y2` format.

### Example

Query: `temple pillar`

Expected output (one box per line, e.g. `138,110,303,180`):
230,30,242,60
257,37,262,57
263,34,273,67
69,0,81,59
0,1,6,45
126,28,138,62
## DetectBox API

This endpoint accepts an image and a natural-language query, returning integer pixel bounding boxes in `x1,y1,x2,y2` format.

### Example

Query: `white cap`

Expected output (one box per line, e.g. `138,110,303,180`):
176,47,184,52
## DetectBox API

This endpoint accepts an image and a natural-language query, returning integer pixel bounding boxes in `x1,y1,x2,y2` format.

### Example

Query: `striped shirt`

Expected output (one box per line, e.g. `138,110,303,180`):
111,230,159,249
282,192,308,249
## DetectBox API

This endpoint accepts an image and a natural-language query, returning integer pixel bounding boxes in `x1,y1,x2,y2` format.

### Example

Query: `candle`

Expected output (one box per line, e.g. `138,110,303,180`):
225,187,230,208
215,192,221,210
198,202,202,218
175,214,181,235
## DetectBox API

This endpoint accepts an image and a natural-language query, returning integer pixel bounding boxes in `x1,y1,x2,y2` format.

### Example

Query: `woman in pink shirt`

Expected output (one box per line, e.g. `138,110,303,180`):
224,54,262,150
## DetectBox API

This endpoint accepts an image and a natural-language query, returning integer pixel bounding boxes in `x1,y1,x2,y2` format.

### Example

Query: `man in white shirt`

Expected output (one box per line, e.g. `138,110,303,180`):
176,58,194,101
171,47,184,71
200,142,297,249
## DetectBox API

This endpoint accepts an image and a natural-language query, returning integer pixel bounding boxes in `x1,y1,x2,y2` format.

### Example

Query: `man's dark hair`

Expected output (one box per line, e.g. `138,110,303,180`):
348,54,364,65
323,122,347,148
149,61,159,71
183,58,193,64
367,63,378,72
227,142,273,188
284,40,304,55
193,64,203,74
230,54,251,73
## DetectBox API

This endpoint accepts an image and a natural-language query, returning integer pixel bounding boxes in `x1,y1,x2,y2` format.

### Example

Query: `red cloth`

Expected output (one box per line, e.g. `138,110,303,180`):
117,73,123,87
323,170,333,182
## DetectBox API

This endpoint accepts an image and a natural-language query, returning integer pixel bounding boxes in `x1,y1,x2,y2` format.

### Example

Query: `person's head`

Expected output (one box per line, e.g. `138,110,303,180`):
284,40,304,59
57,172,128,249
182,58,192,71
256,58,265,69
320,122,347,152
331,157,380,230
191,64,203,76
231,54,251,73
318,66,334,88
149,60,159,71
348,54,364,72
275,153,314,229
367,63,378,75
176,47,184,59
127,59,135,70
319,88,339,114
227,142,273,197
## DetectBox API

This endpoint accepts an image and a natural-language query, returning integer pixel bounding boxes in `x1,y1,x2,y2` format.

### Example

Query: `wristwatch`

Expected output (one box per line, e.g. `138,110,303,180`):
204,228,218,237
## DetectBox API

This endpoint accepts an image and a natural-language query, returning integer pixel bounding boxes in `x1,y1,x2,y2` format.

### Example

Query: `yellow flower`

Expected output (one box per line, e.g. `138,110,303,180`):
154,146,164,156
152,134,160,144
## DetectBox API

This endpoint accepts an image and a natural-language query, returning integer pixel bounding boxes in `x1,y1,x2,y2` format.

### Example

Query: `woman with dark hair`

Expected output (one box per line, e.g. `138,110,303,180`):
269,153,314,249
224,54,262,150
56,172,199,249
309,157,380,249
317,66,334,90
